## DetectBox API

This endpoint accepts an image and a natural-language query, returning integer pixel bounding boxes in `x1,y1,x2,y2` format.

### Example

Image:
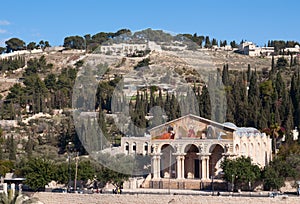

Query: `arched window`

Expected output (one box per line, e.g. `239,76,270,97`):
132,142,137,154
125,142,129,155
242,143,247,156
235,144,239,153
143,142,148,155
250,143,254,158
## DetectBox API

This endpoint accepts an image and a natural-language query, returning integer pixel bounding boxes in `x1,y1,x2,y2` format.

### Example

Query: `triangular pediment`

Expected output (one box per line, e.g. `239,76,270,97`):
150,114,235,140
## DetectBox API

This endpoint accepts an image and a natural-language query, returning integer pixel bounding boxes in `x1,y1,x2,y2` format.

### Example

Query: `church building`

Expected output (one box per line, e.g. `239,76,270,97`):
121,114,272,190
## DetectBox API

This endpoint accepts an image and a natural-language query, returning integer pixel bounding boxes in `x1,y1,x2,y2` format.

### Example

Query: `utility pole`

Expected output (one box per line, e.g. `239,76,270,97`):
67,142,73,192
74,152,79,191
231,174,234,192
168,149,171,195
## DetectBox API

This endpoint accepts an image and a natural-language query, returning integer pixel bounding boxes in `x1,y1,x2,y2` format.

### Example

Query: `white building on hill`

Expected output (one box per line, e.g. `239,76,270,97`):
239,42,274,56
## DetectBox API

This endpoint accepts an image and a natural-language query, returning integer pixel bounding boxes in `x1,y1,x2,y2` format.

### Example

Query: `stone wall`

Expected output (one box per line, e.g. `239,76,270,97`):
33,192,300,204
149,179,226,191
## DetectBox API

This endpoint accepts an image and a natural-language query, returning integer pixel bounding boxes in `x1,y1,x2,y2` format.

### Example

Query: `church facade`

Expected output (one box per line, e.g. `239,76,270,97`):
148,114,272,188
121,114,272,189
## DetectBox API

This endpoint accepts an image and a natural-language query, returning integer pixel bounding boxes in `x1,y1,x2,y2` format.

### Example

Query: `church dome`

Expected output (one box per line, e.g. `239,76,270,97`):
223,122,237,129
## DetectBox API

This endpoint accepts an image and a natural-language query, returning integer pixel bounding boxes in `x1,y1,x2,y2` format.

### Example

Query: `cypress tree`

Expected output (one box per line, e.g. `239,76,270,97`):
290,72,300,128
0,128,3,160
164,92,171,117
199,86,211,119
222,64,229,86
98,106,107,146
149,88,155,111
25,135,34,158
271,55,275,73
247,71,260,127
247,64,251,82
8,135,16,160
156,89,163,108
232,76,247,126
169,93,179,121
283,96,294,143
225,91,235,123
258,101,268,129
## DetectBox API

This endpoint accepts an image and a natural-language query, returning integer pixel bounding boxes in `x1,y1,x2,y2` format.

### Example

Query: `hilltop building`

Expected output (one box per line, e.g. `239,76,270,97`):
283,45,300,53
238,42,274,56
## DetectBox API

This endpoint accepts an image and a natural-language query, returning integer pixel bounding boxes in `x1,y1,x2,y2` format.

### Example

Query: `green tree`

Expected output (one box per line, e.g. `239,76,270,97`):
204,36,211,48
63,36,85,49
199,86,211,119
0,191,40,204
222,64,229,86
54,159,96,185
24,75,49,113
233,76,248,126
0,47,6,54
25,134,34,159
169,93,180,121
0,160,14,176
211,38,218,46
149,106,165,128
221,156,261,191
95,153,131,188
262,165,284,191
6,84,25,105
276,57,288,69
7,135,16,161
230,40,238,48
76,160,96,181
26,42,37,50
5,38,25,53
0,127,3,159
263,123,284,156
39,40,50,50
21,158,57,191
115,28,131,37
247,70,260,127
0,56,25,72
44,73,57,91
97,167,129,188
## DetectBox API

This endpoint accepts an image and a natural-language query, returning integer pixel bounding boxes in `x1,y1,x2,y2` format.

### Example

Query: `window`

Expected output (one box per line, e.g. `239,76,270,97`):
125,142,129,155
144,143,148,155
132,142,136,153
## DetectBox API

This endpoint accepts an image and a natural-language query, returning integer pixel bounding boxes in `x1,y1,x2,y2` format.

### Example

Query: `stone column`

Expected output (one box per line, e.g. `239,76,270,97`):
176,155,182,179
206,157,210,179
201,157,206,179
173,152,186,179
181,156,185,179
152,155,157,179
157,155,161,179
197,154,210,180
152,154,161,179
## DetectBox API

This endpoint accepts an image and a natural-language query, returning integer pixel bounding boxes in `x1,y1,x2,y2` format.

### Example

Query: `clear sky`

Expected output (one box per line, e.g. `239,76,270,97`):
1,0,300,47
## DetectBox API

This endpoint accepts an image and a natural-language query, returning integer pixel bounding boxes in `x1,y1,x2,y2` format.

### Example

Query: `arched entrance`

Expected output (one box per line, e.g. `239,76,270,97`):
160,144,176,178
209,144,224,178
184,144,200,179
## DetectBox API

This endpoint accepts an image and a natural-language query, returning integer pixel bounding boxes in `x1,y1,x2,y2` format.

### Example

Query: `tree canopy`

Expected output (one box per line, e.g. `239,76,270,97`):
5,38,26,53
221,156,261,190
63,36,85,50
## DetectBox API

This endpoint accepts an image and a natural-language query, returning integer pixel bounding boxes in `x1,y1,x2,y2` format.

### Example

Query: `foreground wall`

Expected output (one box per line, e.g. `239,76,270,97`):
33,192,300,204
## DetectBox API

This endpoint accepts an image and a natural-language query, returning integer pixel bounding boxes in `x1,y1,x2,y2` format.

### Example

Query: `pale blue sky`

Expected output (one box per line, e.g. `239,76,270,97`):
1,0,299,46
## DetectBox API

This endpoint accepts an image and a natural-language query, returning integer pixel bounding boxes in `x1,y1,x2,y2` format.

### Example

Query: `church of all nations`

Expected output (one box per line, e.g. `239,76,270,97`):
121,114,272,190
